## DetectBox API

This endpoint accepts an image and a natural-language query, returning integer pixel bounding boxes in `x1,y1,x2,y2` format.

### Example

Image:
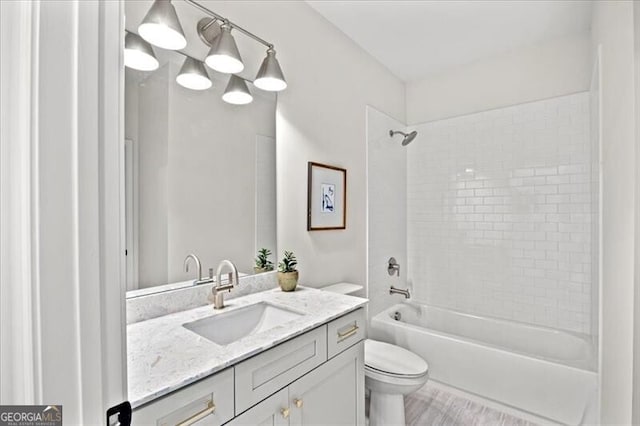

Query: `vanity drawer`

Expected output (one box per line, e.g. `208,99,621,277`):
234,325,327,415
327,308,366,359
134,368,234,426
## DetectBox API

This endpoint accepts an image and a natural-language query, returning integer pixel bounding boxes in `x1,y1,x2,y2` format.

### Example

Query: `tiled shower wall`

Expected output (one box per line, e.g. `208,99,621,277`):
407,92,596,334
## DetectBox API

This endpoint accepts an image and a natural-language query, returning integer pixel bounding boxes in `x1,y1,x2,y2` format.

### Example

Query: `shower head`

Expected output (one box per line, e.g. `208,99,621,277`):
389,130,418,146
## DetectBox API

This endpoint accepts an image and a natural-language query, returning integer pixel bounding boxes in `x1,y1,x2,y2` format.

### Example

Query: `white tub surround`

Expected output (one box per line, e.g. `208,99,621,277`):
127,286,367,407
371,303,597,425
407,92,596,335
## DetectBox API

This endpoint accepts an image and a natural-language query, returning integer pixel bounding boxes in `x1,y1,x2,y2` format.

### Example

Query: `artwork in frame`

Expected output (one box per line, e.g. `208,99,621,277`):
307,162,347,231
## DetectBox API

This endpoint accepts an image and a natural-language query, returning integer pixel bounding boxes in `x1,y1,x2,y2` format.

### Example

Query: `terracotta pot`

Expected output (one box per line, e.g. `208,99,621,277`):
253,267,272,274
278,271,299,292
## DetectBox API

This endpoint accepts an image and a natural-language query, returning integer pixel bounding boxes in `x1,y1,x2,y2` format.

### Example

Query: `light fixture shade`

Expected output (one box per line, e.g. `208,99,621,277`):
138,0,187,50
205,25,244,74
222,75,253,105
124,32,159,71
176,57,212,90
254,48,287,92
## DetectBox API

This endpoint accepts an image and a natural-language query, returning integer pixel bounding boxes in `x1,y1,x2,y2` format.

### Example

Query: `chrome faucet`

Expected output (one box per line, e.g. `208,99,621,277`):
390,286,410,299
211,260,239,309
184,254,214,286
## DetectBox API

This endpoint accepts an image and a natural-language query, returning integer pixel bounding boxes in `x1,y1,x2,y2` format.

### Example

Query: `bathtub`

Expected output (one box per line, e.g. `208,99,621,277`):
370,303,598,425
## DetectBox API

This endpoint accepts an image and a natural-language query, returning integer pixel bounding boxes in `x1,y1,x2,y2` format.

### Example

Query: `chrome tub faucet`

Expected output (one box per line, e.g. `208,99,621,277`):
390,286,410,299
388,257,400,277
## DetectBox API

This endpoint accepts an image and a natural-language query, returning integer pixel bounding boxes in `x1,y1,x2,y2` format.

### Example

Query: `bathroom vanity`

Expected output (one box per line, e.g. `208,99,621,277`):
128,287,367,425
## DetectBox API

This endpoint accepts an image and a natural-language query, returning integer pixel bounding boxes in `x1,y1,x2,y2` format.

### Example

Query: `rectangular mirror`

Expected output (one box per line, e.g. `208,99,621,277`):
124,2,276,297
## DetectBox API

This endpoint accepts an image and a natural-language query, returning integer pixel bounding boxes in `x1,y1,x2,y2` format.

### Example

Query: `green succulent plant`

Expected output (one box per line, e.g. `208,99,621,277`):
278,250,298,273
254,248,274,271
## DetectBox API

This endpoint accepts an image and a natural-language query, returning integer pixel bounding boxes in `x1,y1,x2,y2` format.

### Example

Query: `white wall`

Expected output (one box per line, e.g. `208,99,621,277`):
0,0,125,421
366,106,407,317
591,1,637,423
202,1,406,288
406,34,592,125
407,93,595,334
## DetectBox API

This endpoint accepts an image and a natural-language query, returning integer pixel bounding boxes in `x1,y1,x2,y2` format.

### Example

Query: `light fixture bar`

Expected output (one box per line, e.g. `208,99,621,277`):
182,0,273,49
124,30,257,84
200,17,218,32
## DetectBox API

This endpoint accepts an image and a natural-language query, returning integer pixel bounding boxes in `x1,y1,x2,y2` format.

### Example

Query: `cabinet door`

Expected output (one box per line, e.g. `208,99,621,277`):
225,388,290,426
289,341,364,426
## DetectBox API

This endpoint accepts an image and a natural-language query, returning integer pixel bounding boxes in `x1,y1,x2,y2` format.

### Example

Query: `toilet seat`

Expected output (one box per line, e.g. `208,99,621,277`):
364,339,428,379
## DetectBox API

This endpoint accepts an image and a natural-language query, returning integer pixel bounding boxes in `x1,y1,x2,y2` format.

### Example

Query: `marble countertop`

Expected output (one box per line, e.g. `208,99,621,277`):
127,286,368,408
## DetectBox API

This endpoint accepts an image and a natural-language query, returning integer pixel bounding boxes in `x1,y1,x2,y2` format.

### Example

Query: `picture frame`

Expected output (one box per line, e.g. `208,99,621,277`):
307,162,347,231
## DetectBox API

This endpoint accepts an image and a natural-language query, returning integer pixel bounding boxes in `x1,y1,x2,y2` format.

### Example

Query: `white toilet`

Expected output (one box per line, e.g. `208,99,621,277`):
365,339,429,426
322,283,430,426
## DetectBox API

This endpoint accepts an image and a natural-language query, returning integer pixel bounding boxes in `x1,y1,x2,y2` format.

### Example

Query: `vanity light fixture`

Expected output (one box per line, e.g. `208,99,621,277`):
254,47,287,92
124,32,159,71
205,23,244,74
138,0,187,51
176,57,212,90
222,75,253,105
130,0,288,99
196,17,221,47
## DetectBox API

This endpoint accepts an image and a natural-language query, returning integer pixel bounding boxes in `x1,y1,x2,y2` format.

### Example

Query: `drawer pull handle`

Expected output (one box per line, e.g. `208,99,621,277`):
337,325,359,340
294,398,303,408
176,400,215,426
281,407,290,419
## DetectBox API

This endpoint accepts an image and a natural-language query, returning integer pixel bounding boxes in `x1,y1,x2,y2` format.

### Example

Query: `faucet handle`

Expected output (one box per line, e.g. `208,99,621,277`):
388,257,400,277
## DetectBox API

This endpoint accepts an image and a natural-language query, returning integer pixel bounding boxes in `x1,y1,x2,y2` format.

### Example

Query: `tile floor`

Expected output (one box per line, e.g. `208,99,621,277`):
404,383,539,426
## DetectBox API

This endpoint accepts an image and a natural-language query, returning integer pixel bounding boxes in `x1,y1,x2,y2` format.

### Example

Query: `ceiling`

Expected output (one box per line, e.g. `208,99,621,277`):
306,1,592,82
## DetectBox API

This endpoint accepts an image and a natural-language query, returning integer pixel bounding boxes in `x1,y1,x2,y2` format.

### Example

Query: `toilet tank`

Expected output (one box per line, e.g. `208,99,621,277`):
321,282,363,296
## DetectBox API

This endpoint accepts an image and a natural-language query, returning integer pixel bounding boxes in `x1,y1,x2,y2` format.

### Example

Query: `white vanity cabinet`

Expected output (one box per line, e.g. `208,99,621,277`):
289,341,365,426
232,307,366,426
132,308,366,426
133,368,235,426
226,389,289,426
234,326,328,414
228,342,365,426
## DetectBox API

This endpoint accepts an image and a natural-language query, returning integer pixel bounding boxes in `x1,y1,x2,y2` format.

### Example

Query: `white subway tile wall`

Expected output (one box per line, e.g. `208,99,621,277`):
407,92,595,334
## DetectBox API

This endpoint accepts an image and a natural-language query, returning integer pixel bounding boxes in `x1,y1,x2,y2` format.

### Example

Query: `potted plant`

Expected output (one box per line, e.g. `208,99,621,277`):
277,250,298,292
254,248,274,274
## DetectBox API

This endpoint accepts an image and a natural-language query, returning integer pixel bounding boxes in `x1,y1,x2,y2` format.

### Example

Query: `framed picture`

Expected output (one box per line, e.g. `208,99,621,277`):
307,162,347,231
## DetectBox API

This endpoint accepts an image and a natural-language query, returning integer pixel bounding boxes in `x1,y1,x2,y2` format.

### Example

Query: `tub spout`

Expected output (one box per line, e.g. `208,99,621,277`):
390,286,410,299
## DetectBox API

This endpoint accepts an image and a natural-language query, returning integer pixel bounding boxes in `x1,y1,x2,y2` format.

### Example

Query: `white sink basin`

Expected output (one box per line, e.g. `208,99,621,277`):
183,302,303,345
